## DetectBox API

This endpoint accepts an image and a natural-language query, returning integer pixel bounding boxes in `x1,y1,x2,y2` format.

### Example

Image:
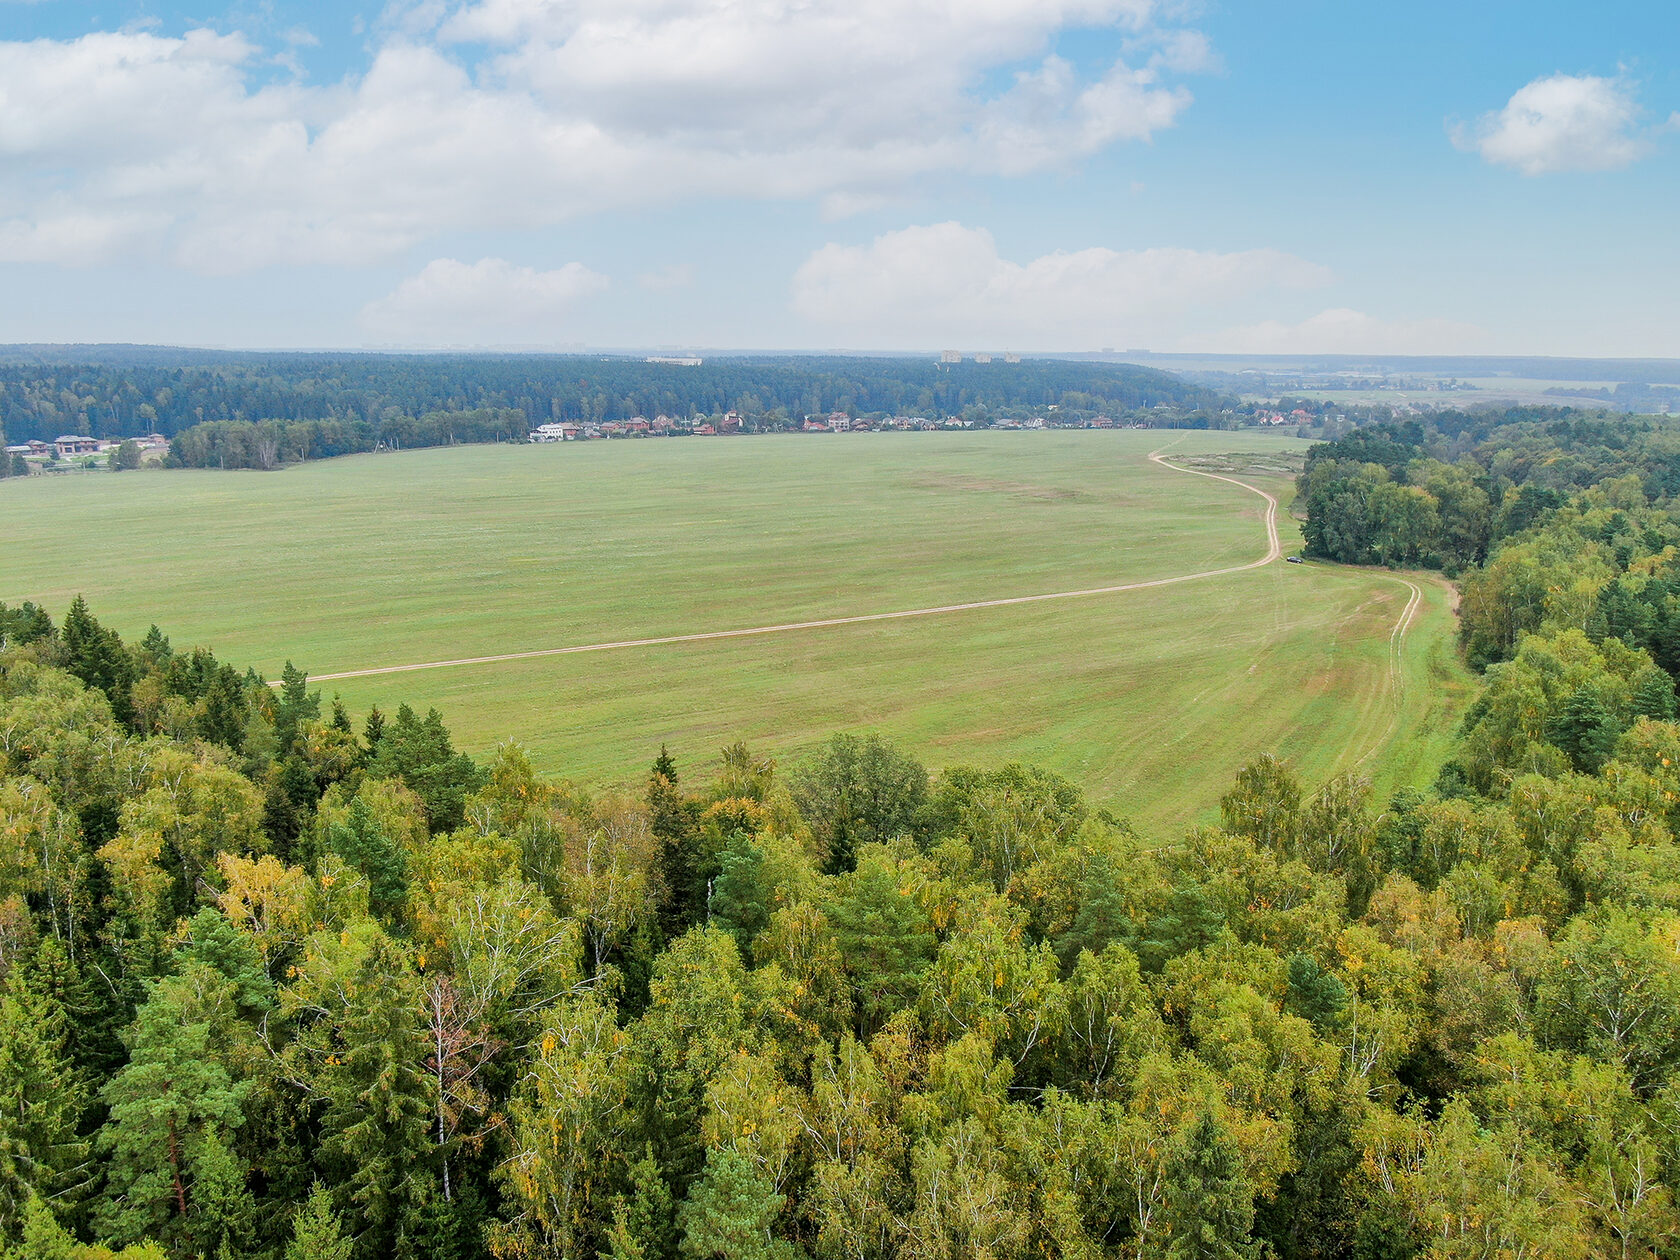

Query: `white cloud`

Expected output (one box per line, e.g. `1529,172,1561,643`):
0,2,1210,271
359,256,608,344
1454,73,1650,175
1210,308,1489,356
790,221,1330,349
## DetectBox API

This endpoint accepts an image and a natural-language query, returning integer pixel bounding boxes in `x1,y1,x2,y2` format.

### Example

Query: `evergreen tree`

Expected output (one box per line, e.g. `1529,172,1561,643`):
59,595,135,725
365,705,484,833
1545,684,1622,774
198,664,249,753
677,1148,795,1260
190,1130,257,1260
94,986,248,1248
1284,953,1348,1032
0,973,89,1232
286,1183,354,1260
604,1148,679,1260
710,835,771,953
792,733,928,875
1631,667,1677,721
649,748,704,940
316,936,432,1257
1163,1113,1259,1260
363,706,386,754
273,662,320,757
325,798,409,921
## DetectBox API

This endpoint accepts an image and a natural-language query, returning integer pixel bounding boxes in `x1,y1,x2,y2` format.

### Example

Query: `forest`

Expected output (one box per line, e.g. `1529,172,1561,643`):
9,409,1680,1260
1296,408,1680,573
0,351,1229,452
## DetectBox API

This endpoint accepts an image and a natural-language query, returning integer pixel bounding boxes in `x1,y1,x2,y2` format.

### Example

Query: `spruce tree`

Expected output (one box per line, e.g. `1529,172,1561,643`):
0,973,90,1232
1163,1113,1259,1260
1632,668,1677,722
285,1183,353,1260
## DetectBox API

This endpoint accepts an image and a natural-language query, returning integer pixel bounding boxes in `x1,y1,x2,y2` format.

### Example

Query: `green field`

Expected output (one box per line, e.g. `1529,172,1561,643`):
0,430,1472,833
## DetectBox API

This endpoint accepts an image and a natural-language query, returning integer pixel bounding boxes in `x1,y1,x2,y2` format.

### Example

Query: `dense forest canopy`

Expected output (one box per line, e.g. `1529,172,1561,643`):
0,350,1229,447
1296,408,1680,574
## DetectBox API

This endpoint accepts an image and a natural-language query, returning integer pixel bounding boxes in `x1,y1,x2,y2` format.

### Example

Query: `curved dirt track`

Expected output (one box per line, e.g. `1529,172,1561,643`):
296,449,1284,685
1352,575,1425,769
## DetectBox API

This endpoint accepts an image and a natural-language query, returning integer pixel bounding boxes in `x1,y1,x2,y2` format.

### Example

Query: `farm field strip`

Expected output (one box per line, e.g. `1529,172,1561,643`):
303,447,1281,682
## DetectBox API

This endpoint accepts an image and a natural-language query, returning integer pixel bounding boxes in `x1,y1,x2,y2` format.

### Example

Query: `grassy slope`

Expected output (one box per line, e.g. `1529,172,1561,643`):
0,429,1470,835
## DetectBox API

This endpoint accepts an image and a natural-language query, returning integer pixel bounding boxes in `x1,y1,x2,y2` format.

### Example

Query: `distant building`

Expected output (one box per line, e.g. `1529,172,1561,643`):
53,435,100,457
1003,353,1022,364
646,356,703,366
529,422,568,442
973,353,992,364
940,351,962,364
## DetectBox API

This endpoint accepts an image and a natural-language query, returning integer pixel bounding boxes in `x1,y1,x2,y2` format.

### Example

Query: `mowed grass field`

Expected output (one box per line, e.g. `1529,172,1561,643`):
0,430,1472,833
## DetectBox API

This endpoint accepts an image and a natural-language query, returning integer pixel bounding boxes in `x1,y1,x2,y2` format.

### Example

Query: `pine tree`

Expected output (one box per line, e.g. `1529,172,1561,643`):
677,1147,794,1260
3,1194,80,1260
710,835,771,952
1284,953,1348,1031
198,664,249,753
94,987,248,1248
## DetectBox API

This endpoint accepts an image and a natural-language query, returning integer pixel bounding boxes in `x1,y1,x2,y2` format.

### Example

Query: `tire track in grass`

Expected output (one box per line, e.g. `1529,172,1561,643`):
1351,575,1424,770
283,448,1283,685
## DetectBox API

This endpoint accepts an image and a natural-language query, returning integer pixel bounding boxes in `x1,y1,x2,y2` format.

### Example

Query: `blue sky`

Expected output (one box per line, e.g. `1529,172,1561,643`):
1,0,1675,354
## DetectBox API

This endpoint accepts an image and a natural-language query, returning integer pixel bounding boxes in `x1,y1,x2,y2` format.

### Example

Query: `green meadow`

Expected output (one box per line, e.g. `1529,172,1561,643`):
0,429,1471,833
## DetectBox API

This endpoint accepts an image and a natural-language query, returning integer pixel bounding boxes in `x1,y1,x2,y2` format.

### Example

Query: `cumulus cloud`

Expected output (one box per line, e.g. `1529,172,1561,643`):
790,222,1331,349
1454,73,1651,174
1210,308,1489,356
359,257,608,344
0,2,1210,271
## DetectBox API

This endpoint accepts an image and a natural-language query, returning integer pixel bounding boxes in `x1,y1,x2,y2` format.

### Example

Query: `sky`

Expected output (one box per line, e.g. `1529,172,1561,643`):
0,0,1676,356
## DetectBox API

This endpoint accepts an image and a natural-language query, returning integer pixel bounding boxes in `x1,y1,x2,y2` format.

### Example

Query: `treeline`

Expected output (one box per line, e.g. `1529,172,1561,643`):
0,352,1229,446
1297,408,1680,573
10,566,1680,1258
164,410,528,470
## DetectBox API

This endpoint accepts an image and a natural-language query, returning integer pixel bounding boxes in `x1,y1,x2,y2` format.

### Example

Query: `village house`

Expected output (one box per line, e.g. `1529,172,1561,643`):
54,435,101,457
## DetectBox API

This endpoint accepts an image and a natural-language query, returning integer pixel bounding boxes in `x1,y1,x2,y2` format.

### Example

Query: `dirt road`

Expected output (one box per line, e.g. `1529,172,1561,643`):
292,449,1284,684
